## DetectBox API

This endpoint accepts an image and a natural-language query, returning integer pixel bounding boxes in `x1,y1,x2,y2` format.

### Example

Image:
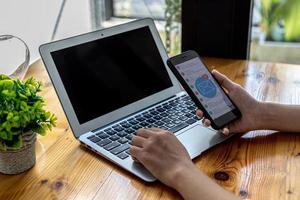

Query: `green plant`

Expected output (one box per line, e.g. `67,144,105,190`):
165,0,181,55
260,0,300,41
0,74,56,151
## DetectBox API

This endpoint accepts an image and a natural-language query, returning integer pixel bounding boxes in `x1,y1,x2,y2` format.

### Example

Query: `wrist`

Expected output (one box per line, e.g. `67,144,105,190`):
170,161,197,190
256,102,276,130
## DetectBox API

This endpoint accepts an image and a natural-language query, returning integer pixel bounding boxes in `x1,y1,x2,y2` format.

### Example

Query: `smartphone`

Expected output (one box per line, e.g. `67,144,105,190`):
167,50,241,130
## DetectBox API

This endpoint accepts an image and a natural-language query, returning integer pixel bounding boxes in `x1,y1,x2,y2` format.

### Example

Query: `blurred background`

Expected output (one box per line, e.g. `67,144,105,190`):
1,0,300,66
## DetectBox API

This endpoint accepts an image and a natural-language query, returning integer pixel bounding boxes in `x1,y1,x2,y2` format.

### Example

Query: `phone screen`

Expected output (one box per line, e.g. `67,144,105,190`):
175,57,236,120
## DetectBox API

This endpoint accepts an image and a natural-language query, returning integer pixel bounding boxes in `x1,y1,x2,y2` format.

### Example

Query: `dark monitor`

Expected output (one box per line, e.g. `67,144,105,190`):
51,27,173,124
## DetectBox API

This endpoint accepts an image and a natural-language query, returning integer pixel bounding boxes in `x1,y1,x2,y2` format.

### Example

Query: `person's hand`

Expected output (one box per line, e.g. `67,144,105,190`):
130,128,194,187
197,70,262,135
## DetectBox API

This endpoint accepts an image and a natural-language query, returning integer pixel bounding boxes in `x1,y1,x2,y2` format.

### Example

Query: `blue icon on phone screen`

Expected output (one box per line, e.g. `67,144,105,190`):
195,74,217,98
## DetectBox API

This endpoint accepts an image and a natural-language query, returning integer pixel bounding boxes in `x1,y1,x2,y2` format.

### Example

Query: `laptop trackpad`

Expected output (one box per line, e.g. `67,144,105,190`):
177,125,228,159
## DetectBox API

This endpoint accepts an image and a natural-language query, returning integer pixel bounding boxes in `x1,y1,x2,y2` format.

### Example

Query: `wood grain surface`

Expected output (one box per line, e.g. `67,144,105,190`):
0,58,300,200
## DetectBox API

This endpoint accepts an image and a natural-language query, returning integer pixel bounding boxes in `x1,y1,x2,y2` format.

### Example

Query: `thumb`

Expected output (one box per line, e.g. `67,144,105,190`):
211,70,235,91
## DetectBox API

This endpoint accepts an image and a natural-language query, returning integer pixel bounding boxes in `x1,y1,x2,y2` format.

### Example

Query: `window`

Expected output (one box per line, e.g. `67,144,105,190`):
250,0,300,64
112,0,166,20
92,0,181,55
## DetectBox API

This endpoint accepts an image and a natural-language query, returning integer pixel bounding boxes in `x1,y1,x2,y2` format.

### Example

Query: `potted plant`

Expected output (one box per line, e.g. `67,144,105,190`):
259,0,300,42
0,74,56,174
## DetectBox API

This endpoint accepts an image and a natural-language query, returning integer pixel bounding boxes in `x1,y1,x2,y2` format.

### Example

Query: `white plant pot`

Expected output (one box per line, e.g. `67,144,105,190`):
0,131,36,175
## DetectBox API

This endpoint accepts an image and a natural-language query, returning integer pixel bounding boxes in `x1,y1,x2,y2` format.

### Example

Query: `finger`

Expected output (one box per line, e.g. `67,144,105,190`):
136,128,151,138
211,70,235,91
147,127,163,132
130,145,142,158
196,110,204,119
221,127,230,135
131,156,140,163
131,135,146,148
227,121,238,134
203,119,211,127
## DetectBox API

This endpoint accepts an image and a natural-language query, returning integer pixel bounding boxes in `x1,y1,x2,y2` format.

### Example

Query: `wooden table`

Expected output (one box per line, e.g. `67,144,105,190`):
1,58,300,200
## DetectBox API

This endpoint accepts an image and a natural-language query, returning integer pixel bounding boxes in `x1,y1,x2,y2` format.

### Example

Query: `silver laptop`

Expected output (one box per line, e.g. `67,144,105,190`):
39,18,229,182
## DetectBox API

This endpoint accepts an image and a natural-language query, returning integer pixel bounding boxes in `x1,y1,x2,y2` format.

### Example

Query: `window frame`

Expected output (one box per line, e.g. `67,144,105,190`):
91,0,165,23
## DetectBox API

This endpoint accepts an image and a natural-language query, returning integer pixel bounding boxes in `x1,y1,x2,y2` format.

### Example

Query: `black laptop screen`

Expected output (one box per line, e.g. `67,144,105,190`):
51,26,173,124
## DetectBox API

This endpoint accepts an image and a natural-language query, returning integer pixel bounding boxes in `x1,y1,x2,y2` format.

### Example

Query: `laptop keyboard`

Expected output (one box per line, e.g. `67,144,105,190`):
87,94,198,160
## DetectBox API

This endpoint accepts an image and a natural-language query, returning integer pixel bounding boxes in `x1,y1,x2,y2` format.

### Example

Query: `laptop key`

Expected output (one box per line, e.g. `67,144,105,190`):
170,115,178,120
181,95,187,99
169,122,189,133
174,107,182,111
111,144,130,155
128,120,139,125
104,128,112,132
143,113,153,118
160,112,168,117
113,126,124,132
178,116,188,121
186,118,197,125
154,121,164,126
120,121,127,125
126,149,131,155
153,115,162,120
190,110,196,115
173,120,182,124
185,113,194,118
167,110,176,114
96,133,109,139
135,117,146,122
185,101,194,105
160,125,168,130
156,108,166,113
139,121,149,127
117,131,128,137
124,128,135,134
163,105,172,109
105,129,117,136
121,123,131,128
88,136,101,143
112,124,121,129
109,135,120,141
104,142,120,151
165,123,176,128
146,118,155,123
187,106,196,110
118,137,128,144
117,152,129,160
150,111,159,115
126,134,133,140
162,118,172,123
132,125,142,130
175,112,185,116
96,138,112,147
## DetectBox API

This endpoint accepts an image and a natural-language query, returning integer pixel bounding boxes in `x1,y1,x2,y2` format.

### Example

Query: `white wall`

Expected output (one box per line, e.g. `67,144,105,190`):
0,0,92,65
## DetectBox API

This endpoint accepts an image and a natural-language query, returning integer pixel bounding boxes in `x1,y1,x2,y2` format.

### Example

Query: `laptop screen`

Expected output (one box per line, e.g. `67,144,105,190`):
51,26,173,124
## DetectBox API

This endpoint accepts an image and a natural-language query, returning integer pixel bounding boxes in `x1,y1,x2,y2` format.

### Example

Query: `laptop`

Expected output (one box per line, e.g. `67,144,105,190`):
39,18,230,182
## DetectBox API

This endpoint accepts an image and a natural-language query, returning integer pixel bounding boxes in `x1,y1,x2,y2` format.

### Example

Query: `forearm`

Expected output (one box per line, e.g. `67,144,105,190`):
173,165,240,200
258,102,300,132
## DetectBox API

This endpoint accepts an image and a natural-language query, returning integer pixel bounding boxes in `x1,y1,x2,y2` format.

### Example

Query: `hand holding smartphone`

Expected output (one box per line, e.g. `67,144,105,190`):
167,50,241,130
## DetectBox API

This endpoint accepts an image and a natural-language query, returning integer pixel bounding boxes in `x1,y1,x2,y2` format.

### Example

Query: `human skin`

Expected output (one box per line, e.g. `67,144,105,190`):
130,70,300,199
197,70,300,134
